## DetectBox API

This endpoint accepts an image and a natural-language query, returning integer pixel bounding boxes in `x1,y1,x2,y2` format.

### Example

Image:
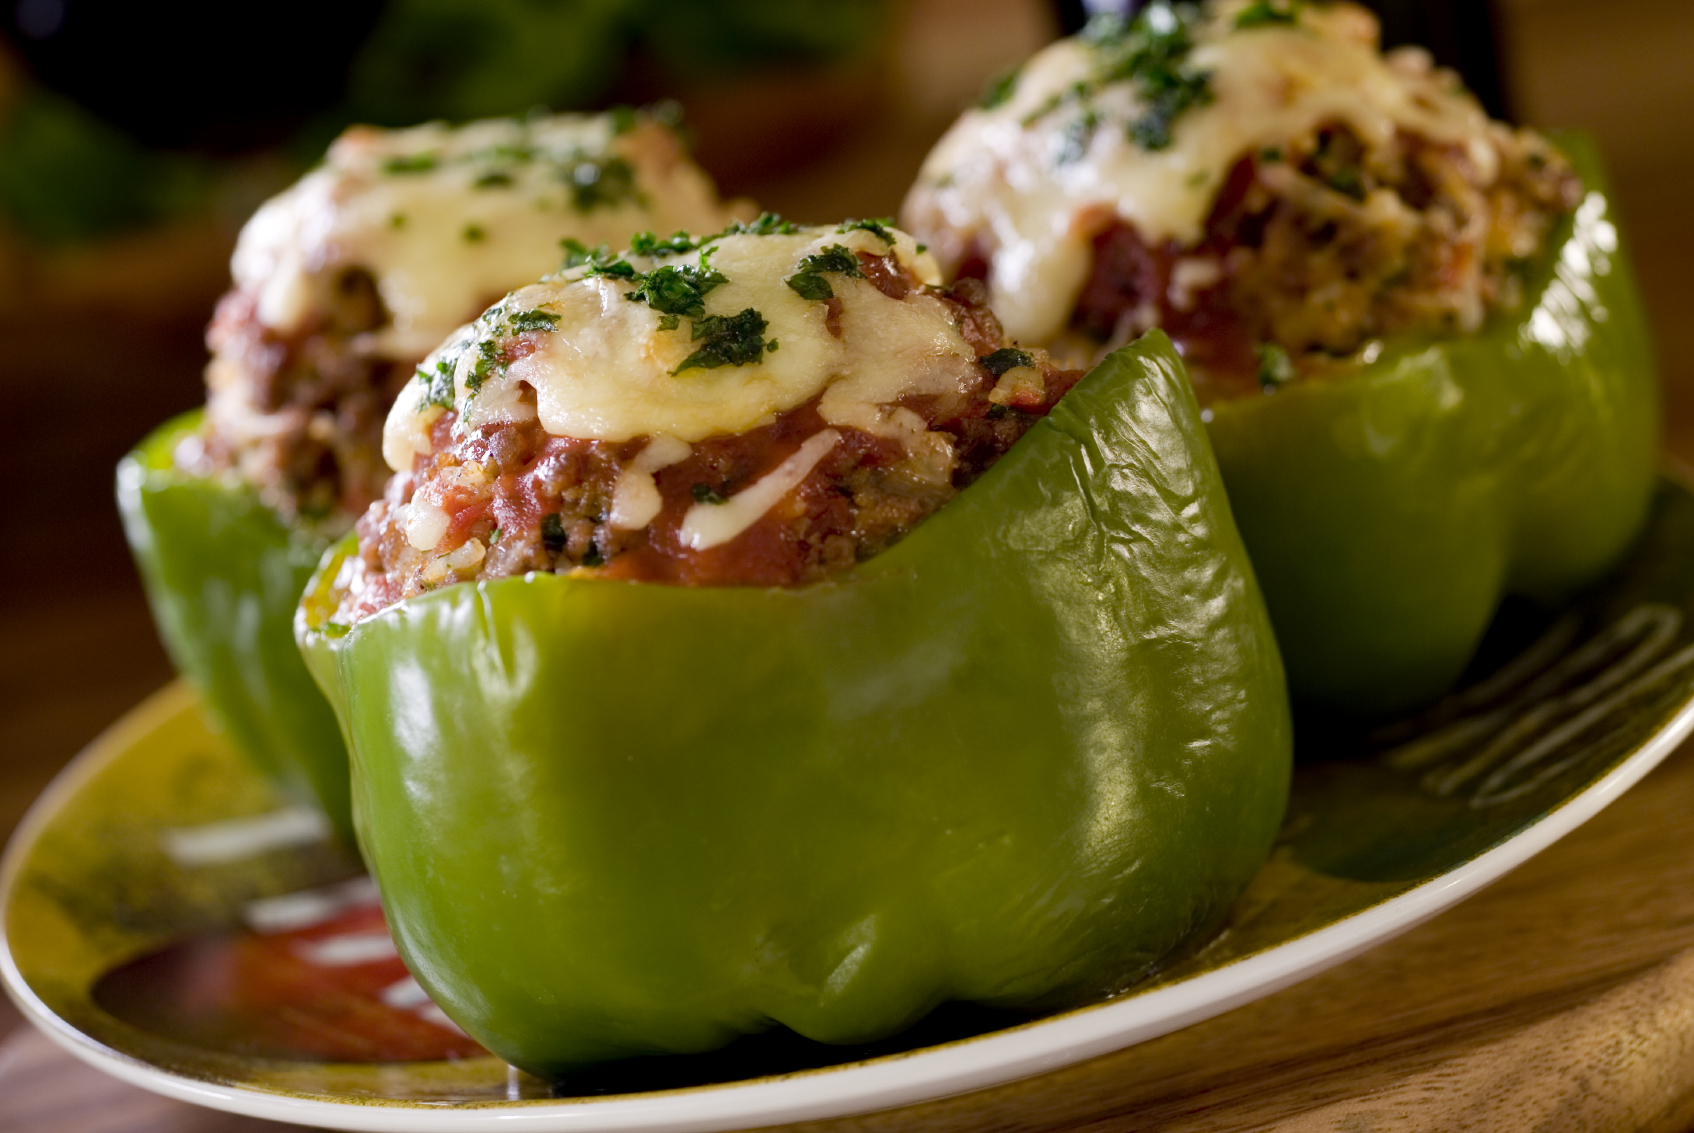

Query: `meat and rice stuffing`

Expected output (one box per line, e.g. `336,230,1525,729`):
900,0,1582,399
187,109,736,528
333,217,1084,619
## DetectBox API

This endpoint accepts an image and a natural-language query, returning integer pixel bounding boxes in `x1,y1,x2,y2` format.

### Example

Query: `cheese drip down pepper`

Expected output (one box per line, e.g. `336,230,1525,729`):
296,332,1292,1073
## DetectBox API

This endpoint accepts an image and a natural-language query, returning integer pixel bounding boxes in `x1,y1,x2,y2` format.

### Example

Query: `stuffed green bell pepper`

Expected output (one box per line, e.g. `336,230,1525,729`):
901,0,1658,716
117,110,738,835
296,221,1290,1073
118,414,351,832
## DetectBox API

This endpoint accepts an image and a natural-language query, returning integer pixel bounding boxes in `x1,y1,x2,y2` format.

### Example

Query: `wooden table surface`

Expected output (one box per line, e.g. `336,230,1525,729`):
5,0,1694,1128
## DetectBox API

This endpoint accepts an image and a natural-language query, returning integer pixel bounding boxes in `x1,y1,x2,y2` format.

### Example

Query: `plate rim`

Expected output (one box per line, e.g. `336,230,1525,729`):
8,633,1694,1132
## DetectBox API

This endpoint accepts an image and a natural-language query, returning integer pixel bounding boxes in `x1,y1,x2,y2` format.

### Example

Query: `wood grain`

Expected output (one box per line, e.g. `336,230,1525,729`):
7,729,1694,1133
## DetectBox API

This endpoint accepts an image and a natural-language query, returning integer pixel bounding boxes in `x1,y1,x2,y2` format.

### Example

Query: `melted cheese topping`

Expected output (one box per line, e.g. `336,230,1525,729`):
384,224,976,471
901,0,1499,345
230,113,734,362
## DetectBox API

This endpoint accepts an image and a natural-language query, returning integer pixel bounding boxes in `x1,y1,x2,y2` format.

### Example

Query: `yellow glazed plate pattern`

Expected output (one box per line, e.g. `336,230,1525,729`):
8,481,1694,1131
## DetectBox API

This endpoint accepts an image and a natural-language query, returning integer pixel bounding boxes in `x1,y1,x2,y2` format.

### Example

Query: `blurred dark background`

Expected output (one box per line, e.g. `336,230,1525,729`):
1,0,1691,1044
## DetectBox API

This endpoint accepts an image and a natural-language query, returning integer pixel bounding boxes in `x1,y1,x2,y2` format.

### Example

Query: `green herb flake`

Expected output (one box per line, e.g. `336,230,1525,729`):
1129,67,1213,151
786,273,834,301
1327,167,1365,200
1234,0,1302,29
509,308,560,334
1058,110,1100,164
475,170,514,189
389,212,407,229
657,313,681,331
581,541,606,568
981,347,1035,377
1042,2,1213,154
979,66,1022,110
1256,343,1297,389
416,358,457,408
382,153,437,175
465,338,503,393
625,262,728,319
608,105,639,136
566,155,643,213
675,308,769,374
489,526,500,544
629,229,698,257
463,223,487,243
785,243,864,301
691,483,728,504
722,212,798,237
837,217,897,245
986,403,1011,420
475,143,534,165
541,513,567,554
559,237,612,270
1260,145,1283,163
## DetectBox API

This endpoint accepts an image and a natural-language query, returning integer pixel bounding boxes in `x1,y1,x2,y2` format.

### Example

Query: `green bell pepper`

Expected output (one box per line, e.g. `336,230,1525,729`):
1205,136,1658,717
117,411,352,838
296,332,1291,1073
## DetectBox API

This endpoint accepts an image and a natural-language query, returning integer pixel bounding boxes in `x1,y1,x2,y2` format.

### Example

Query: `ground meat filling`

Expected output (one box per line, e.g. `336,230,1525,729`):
197,272,428,525
1058,115,1582,401
342,265,1081,619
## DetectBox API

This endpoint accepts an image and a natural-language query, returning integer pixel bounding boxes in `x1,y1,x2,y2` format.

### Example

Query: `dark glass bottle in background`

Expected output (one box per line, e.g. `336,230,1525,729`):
1053,0,1511,121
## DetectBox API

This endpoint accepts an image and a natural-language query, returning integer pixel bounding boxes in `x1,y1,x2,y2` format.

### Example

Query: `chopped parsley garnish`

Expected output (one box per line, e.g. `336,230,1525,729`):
475,170,514,189
691,483,728,505
1129,66,1212,150
1259,145,1283,163
583,254,639,281
389,212,407,229
1327,167,1365,200
581,542,605,568
509,308,560,334
837,217,897,245
416,358,457,408
1256,343,1297,389
382,153,437,175
608,105,640,136
1033,2,1213,154
465,338,503,392
473,143,534,165
624,262,728,319
721,212,798,237
1234,0,1302,29
566,154,644,213
981,347,1035,377
785,244,863,301
462,223,487,243
979,66,1021,110
541,513,567,554
986,403,1012,420
1058,110,1100,164
628,229,699,257
559,237,614,270
675,308,769,374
